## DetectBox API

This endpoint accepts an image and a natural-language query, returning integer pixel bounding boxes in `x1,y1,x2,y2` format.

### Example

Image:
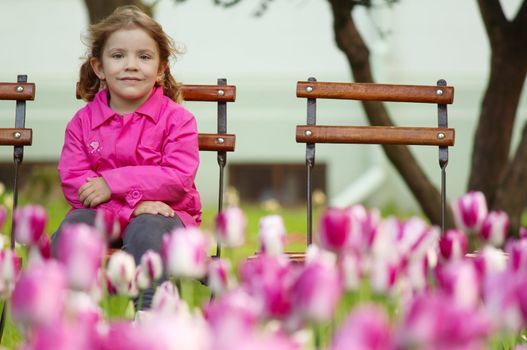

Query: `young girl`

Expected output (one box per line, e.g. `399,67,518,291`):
52,6,201,309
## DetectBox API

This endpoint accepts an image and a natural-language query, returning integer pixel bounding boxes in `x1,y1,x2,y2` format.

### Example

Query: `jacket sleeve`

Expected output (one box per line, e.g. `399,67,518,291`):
57,116,99,208
100,111,199,208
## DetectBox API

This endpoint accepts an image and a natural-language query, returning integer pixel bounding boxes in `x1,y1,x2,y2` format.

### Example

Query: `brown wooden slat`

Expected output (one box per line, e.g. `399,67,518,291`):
296,125,455,146
0,128,32,146
297,81,454,104
76,83,236,102
182,85,236,102
198,133,235,151
0,83,35,101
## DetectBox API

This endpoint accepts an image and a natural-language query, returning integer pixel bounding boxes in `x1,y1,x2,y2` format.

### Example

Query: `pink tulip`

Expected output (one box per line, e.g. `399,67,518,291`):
371,217,401,260
506,238,527,274
259,215,286,256
151,281,184,315
162,227,210,279
515,277,527,329
140,250,163,282
11,261,67,328
27,234,51,265
215,206,247,247
95,208,121,242
65,290,103,325
102,314,212,350
369,258,399,295
207,258,232,296
346,205,380,253
205,288,260,332
13,204,47,246
519,227,527,239
331,305,394,350
435,260,480,309
0,249,22,299
135,266,151,291
483,270,525,331
291,260,343,323
439,229,468,261
481,210,509,247
57,223,105,291
0,205,6,232
106,251,136,296
398,217,440,263
36,234,51,260
24,317,103,350
239,254,296,320
135,250,163,291
305,243,337,267
340,250,362,291
451,191,488,234
401,292,492,349
473,245,508,281
318,207,350,253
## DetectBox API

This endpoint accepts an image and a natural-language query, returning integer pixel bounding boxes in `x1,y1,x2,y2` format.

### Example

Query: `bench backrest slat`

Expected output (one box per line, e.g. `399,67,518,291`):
296,125,454,146
297,81,454,104
0,83,35,101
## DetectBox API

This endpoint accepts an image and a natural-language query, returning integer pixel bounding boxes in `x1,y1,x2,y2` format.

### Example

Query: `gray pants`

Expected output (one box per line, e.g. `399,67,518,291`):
51,208,183,310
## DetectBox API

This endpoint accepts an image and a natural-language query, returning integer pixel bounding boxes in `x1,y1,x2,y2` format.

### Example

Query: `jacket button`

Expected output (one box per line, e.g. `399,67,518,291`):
132,190,140,199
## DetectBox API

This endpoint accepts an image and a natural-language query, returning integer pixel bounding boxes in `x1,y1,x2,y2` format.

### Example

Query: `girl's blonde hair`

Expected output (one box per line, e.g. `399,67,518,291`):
78,6,182,102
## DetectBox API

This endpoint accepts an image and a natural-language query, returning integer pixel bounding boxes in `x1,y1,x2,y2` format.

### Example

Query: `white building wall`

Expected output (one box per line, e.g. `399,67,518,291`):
0,0,525,211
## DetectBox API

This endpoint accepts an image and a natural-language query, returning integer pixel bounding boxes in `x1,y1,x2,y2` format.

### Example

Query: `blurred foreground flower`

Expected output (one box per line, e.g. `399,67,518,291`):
0,249,22,299
451,191,488,234
215,206,247,247
94,209,121,242
56,224,105,291
162,227,210,279
481,210,509,247
331,305,394,350
259,215,286,256
439,229,468,261
13,204,47,245
106,251,136,296
318,207,350,253
207,258,233,296
136,250,163,290
11,261,67,329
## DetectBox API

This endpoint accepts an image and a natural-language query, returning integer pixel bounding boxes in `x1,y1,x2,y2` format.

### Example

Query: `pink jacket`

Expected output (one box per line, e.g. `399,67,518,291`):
58,87,201,228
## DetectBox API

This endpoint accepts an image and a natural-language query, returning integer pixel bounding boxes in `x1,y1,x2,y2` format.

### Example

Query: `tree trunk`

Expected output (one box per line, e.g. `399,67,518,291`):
470,0,527,233
495,122,527,233
83,0,153,24
327,0,454,228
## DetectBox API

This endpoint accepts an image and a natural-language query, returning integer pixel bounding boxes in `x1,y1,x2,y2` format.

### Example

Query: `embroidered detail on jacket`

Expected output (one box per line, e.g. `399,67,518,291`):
89,140,101,154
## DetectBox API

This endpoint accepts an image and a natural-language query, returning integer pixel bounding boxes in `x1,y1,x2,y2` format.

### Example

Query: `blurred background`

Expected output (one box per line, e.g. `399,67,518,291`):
0,0,526,230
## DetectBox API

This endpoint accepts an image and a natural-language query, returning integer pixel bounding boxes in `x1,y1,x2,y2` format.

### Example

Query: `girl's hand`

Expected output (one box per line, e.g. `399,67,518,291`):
78,177,111,208
133,201,175,217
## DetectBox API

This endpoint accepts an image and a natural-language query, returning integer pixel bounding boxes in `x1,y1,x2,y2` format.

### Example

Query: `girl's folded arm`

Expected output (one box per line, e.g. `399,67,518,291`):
100,115,199,208
58,119,99,208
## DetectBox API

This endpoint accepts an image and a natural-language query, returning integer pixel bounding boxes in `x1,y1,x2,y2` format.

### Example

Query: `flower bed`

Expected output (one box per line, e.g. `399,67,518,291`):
0,191,526,349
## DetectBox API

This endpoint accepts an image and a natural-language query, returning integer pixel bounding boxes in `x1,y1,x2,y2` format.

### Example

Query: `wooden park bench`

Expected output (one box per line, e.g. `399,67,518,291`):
291,78,454,261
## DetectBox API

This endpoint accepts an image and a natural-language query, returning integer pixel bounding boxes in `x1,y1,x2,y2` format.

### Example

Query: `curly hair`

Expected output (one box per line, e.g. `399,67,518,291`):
78,6,182,102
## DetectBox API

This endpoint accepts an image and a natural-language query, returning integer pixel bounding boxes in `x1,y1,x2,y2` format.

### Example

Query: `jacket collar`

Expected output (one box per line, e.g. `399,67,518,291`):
90,87,164,129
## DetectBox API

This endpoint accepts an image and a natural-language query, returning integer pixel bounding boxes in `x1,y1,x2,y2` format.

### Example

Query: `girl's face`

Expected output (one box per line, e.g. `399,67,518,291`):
91,27,166,114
